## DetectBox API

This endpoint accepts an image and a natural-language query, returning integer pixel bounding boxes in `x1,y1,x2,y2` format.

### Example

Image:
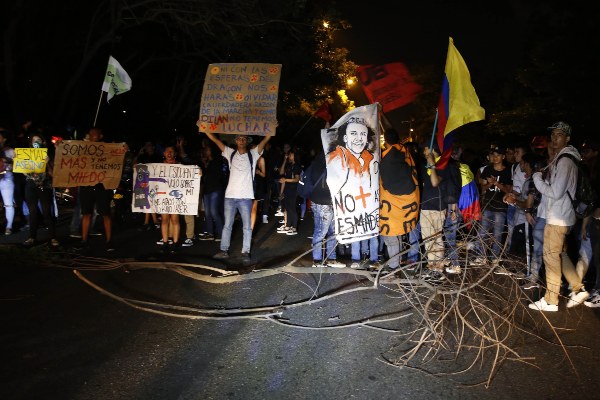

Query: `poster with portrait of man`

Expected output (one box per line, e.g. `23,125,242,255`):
321,103,381,244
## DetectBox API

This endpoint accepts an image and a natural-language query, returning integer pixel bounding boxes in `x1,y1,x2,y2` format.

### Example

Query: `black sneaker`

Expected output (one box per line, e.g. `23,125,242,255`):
422,269,446,282
213,251,229,259
74,240,89,251
105,241,116,252
241,252,251,261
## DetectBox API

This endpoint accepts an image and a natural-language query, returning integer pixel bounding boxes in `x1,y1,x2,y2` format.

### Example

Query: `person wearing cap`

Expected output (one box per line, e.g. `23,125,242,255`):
529,121,589,312
200,130,273,262
472,144,513,266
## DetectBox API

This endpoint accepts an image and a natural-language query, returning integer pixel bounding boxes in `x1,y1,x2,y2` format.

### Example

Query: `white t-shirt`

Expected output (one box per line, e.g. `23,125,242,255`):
222,146,262,199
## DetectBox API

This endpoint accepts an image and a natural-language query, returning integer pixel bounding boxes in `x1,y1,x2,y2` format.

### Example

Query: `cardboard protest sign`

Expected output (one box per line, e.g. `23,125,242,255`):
13,148,48,173
53,141,127,189
198,63,281,137
132,163,201,215
321,104,381,244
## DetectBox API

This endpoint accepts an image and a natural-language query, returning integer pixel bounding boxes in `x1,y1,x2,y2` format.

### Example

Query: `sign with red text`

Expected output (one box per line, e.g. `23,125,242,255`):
53,141,127,189
13,148,48,173
131,163,201,215
198,63,281,136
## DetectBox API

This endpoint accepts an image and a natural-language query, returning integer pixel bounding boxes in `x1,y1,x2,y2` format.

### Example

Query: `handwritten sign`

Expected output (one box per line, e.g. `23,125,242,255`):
197,63,281,136
13,148,48,173
322,104,381,244
53,141,127,189
131,163,201,215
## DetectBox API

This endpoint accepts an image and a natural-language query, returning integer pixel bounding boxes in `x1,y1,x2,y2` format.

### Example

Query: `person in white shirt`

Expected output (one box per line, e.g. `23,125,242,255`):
202,131,273,261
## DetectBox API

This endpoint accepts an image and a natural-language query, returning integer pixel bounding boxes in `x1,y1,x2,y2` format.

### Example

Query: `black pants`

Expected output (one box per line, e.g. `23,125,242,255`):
25,182,56,240
283,192,298,228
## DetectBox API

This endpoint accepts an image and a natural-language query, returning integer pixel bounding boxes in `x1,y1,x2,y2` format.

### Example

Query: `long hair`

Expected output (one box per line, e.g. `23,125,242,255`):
327,120,376,154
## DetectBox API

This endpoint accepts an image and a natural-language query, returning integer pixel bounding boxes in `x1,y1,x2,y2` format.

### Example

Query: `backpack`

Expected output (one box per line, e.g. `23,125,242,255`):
297,163,325,199
557,153,597,219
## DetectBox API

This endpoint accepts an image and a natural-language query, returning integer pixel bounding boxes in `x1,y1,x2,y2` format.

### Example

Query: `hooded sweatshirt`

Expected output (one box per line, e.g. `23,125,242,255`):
532,145,580,226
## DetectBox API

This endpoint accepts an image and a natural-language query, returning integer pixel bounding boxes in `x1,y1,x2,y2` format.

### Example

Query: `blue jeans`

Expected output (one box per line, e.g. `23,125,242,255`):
532,217,546,277
406,222,421,263
311,203,337,261
475,210,507,259
0,175,15,230
351,236,379,262
444,213,461,266
505,205,516,250
203,190,224,236
221,198,252,254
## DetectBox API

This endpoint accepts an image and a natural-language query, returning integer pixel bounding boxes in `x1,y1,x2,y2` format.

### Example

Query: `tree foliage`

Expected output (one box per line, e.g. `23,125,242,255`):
0,0,356,143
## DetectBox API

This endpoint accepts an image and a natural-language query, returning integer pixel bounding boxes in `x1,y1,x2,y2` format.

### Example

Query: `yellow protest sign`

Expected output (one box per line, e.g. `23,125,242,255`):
13,148,48,173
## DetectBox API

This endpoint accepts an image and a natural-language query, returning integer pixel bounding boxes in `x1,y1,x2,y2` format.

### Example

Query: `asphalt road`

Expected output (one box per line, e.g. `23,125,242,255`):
1,207,600,400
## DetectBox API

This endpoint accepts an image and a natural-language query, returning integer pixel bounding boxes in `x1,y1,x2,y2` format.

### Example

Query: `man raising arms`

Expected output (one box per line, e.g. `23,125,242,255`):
200,128,273,261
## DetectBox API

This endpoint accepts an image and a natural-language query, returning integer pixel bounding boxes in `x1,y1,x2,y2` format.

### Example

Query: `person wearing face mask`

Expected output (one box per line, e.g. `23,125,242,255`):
22,134,59,247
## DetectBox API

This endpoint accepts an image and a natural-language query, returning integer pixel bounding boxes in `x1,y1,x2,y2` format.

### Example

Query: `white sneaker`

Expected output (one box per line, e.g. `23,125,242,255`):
566,289,589,308
445,265,462,274
277,226,289,233
286,227,297,235
181,238,194,247
262,215,269,224
584,292,600,308
326,260,346,268
274,209,284,217
528,298,558,312
350,262,362,269
312,260,327,268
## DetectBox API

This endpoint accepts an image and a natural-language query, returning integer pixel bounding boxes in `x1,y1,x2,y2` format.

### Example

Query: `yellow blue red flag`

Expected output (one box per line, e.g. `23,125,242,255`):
435,38,485,169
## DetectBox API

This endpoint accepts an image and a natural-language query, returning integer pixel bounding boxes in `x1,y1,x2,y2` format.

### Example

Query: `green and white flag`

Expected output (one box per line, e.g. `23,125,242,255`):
101,56,132,102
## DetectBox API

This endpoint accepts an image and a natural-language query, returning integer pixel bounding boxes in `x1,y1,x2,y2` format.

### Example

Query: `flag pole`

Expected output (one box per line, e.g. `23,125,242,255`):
429,108,439,150
292,116,313,140
93,91,104,127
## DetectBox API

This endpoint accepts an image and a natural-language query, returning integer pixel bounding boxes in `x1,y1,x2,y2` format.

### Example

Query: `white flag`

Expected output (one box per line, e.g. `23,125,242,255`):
101,56,132,102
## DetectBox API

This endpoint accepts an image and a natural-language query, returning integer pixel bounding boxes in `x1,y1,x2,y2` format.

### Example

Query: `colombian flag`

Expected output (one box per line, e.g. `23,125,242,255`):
458,162,481,224
435,38,485,169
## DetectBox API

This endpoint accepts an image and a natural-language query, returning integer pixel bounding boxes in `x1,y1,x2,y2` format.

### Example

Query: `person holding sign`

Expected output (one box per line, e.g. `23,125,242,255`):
77,128,117,252
22,134,59,247
200,128,273,262
159,146,182,253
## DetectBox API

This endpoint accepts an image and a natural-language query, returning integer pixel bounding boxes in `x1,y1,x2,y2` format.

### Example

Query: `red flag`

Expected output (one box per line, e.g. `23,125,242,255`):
314,101,332,122
356,63,422,113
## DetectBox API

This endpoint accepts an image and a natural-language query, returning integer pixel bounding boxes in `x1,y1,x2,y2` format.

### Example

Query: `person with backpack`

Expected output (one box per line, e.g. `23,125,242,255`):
201,131,273,262
529,121,589,311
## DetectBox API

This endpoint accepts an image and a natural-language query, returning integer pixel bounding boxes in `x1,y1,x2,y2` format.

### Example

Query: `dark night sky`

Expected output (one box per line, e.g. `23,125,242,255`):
336,1,529,110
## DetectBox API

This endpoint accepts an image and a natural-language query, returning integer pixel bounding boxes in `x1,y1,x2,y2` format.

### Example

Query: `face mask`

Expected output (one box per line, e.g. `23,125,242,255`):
33,142,42,148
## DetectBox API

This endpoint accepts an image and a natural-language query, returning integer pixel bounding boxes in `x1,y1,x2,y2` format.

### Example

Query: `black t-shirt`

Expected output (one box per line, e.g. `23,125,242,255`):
283,163,301,195
480,165,512,211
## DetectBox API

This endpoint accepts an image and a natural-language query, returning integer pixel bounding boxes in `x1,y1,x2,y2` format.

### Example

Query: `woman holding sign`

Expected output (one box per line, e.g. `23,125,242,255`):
159,146,182,253
23,134,59,247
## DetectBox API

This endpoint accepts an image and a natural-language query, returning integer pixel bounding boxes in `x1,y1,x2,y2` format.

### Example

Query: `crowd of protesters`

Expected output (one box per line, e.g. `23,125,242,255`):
1,120,599,311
